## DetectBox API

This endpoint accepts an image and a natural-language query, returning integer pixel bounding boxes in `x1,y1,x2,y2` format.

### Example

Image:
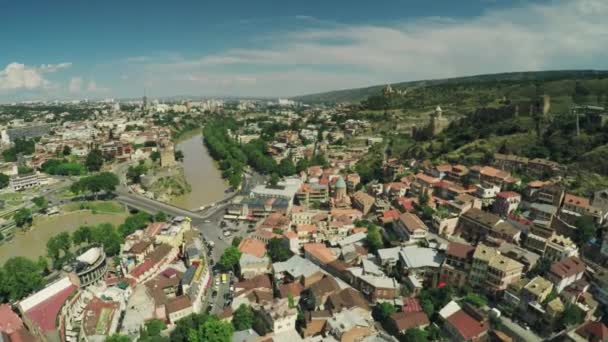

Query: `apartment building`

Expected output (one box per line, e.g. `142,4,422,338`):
469,244,524,294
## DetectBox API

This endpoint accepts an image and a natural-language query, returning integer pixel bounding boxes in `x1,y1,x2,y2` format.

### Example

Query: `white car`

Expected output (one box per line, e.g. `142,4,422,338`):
223,231,232,237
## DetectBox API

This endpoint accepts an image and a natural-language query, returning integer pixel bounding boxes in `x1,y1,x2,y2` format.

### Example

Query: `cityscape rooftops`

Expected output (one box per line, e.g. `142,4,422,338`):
549,257,585,279
273,255,321,279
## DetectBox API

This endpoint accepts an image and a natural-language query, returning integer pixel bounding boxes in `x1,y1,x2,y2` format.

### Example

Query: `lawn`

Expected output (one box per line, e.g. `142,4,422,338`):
64,201,126,214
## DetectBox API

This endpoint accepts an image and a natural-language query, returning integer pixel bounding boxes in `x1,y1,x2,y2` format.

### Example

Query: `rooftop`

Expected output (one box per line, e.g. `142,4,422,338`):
238,237,267,258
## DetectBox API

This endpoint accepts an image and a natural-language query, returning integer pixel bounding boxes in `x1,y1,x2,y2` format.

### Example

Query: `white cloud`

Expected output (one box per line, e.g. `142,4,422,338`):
0,62,72,92
69,77,83,93
136,0,607,97
87,80,109,92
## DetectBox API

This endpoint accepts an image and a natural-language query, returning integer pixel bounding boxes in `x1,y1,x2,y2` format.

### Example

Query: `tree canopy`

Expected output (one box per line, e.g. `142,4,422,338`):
85,149,104,172
13,208,33,227
232,305,255,331
0,256,45,302
218,246,242,271
268,237,291,262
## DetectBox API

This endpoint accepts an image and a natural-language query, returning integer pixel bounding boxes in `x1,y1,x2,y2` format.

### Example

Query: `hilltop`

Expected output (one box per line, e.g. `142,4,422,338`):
293,70,608,106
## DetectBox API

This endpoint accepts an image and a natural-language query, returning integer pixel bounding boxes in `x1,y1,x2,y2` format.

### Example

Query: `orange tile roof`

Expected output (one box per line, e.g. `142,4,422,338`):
238,237,267,258
304,243,337,264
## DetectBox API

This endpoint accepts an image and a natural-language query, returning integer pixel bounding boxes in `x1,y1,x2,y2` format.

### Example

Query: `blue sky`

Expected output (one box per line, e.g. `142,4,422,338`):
0,0,606,102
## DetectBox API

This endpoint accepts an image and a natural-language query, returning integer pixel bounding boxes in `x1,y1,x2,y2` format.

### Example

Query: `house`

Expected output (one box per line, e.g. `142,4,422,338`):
273,255,324,287
440,242,475,289
521,276,553,306
304,275,341,310
393,212,428,242
352,191,375,215
166,296,192,324
398,246,445,280
325,307,375,342
439,301,489,342
388,311,430,335
457,208,520,244
304,243,338,268
544,234,579,262
492,191,521,217
468,244,524,294
238,238,267,258
546,257,586,293
325,288,370,313
565,321,608,342
259,298,298,335
239,254,271,280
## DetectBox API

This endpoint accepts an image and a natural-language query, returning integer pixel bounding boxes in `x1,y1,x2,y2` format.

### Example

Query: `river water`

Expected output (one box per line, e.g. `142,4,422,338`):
169,133,228,210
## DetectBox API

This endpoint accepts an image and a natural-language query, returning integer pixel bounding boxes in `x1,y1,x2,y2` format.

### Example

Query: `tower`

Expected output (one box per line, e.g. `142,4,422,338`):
335,176,347,201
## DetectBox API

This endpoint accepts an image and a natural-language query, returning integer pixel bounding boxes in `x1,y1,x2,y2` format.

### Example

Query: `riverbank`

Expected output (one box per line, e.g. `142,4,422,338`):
0,207,128,264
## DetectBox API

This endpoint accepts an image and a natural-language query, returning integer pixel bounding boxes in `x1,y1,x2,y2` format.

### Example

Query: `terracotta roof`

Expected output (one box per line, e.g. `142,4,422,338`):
436,164,453,173
446,310,489,341
129,240,152,254
327,288,369,312
415,172,440,185
564,193,591,209
398,212,427,233
402,298,423,313
278,282,304,299
550,257,586,279
575,321,608,342
446,242,475,259
497,191,521,199
238,237,267,258
0,304,23,334
390,311,430,331
166,296,192,314
304,243,338,265
309,275,341,298
235,274,272,292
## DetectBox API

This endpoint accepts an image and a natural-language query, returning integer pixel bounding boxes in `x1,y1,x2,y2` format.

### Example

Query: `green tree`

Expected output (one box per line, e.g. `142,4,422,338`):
0,173,9,189
574,215,597,244
189,317,233,342
150,151,161,162
141,319,166,338
560,303,584,328
154,211,168,222
85,149,104,172
71,172,119,197
268,237,291,262
269,173,280,187
464,293,487,308
73,225,93,245
0,257,44,301
32,196,48,212
296,158,309,173
13,208,33,227
232,304,254,331
400,328,428,342
373,302,396,321
170,313,210,342
174,150,184,162
17,166,33,175
105,334,131,342
126,163,147,184
118,212,152,237
278,158,296,176
219,246,242,271
231,236,243,247
46,232,72,269
367,225,383,252
91,223,122,256
62,145,72,156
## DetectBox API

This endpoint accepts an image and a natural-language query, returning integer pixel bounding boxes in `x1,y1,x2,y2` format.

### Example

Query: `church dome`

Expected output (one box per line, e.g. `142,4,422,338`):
335,176,346,189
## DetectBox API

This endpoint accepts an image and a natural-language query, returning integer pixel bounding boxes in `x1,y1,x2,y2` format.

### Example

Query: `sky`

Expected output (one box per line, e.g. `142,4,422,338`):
0,0,607,102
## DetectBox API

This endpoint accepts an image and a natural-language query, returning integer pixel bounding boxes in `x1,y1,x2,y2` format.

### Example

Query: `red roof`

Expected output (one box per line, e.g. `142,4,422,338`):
130,259,154,278
446,242,475,259
24,285,77,333
497,191,521,199
576,321,608,342
446,310,488,341
402,298,422,313
0,304,23,334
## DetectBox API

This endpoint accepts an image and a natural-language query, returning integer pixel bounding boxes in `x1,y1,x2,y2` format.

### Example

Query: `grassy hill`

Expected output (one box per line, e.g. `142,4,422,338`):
293,70,608,106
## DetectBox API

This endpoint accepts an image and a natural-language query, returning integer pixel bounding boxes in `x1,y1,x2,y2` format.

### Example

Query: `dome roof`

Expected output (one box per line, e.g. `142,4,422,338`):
335,176,346,189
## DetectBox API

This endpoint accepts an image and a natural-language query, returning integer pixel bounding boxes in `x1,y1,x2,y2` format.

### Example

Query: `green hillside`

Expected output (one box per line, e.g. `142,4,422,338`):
293,70,608,108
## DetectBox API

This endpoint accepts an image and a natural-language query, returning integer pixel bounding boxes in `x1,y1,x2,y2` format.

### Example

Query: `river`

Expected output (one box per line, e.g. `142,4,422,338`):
169,133,228,210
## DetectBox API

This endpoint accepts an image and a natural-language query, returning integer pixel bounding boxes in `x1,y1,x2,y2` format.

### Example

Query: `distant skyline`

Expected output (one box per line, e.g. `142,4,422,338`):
1,0,607,102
